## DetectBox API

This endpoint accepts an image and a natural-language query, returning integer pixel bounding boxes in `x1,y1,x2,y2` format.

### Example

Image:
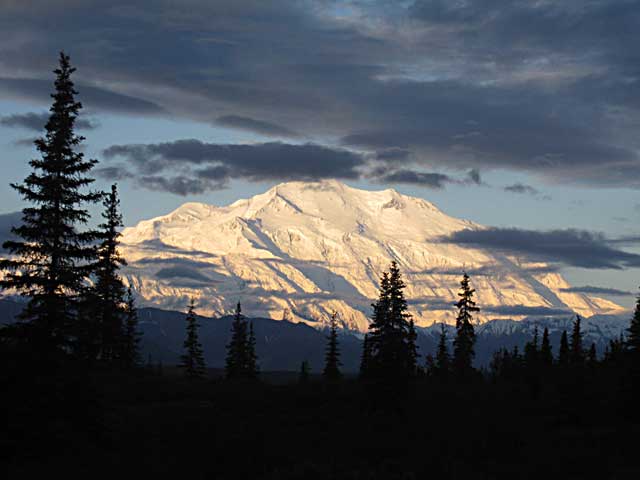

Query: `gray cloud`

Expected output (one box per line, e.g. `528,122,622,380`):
408,0,640,75
560,285,635,296
503,182,551,200
468,169,481,185
1,1,640,187
137,175,223,196
442,227,640,269
1,111,97,131
504,183,539,195
216,115,300,138
609,235,640,245
374,168,482,188
94,166,132,181
375,148,411,161
376,170,452,189
102,140,370,194
0,78,164,116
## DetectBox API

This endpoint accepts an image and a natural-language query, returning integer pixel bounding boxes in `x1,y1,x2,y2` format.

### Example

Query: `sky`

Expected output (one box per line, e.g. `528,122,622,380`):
1,0,640,308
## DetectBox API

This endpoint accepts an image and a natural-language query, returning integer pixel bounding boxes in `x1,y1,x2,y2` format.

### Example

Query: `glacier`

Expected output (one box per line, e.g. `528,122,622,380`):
119,179,625,332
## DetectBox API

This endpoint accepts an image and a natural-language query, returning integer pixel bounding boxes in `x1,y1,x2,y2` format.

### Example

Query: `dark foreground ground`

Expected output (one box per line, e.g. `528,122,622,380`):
4,367,640,480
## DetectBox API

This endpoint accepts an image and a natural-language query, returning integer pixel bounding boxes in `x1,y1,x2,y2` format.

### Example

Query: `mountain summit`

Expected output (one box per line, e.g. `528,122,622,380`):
120,180,623,331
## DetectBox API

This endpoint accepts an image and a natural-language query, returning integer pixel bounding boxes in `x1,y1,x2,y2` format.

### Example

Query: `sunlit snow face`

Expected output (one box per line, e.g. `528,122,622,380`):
117,180,625,329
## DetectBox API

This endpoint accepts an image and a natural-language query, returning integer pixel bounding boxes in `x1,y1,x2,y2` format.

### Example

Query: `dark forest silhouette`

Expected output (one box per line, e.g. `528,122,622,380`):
2,53,640,479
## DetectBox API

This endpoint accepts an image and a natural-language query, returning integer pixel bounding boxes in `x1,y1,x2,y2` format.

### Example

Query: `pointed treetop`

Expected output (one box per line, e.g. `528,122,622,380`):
627,288,640,353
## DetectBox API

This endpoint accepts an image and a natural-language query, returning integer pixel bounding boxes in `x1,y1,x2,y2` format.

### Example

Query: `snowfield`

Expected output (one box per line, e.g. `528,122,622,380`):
119,180,625,332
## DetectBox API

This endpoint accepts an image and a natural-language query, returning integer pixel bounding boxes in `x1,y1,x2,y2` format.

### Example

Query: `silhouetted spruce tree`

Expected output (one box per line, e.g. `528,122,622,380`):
359,334,371,379
604,334,626,372
587,342,597,370
569,315,584,366
407,319,419,376
367,271,390,376
92,184,127,362
246,321,259,379
434,323,450,379
489,348,507,381
121,287,141,369
511,346,523,372
299,360,311,384
524,325,539,371
558,330,570,366
323,311,342,380
490,347,522,383
0,53,101,355
539,327,553,368
627,291,640,387
225,302,251,379
627,290,640,355
367,262,414,379
604,335,625,365
388,262,415,375
453,272,479,377
180,299,206,379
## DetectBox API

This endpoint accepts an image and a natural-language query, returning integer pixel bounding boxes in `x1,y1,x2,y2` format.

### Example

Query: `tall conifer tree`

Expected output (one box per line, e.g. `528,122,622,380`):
180,299,206,379
368,271,390,377
323,311,342,380
359,334,371,379
587,342,597,370
407,319,419,376
524,326,539,371
246,321,259,379
367,262,414,379
539,327,553,368
558,330,570,366
121,287,141,369
569,315,584,366
92,184,127,362
388,262,413,372
453,272,479,376
627,289,640,355
0,52,101,354
299,360,311,384
225,302,257,379
434,323,450,379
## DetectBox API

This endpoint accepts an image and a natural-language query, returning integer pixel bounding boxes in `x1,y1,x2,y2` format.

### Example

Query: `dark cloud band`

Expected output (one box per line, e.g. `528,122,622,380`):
1,112,97,131
216,115,300,138
101,140,368,195
560,286,635,296
0,78,164,116
100,139,485,195
374,168,482,188
441,227,640,270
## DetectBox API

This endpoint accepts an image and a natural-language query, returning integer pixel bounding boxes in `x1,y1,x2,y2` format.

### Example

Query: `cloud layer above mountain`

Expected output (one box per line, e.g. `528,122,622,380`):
1,0,639,188
99,139,479,194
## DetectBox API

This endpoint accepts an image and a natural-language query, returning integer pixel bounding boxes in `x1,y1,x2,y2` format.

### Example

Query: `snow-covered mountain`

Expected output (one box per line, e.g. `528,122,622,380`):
119,180,625,332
